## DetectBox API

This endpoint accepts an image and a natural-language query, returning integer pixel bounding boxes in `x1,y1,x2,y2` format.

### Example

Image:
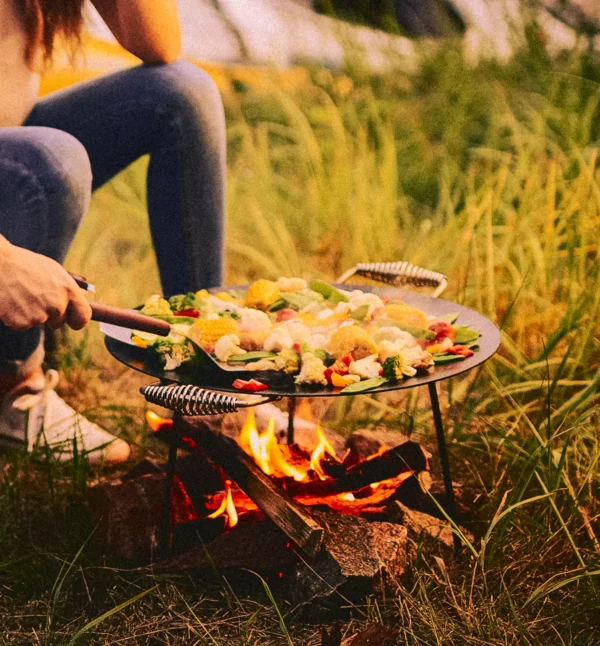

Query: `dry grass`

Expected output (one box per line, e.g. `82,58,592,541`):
2,39,600,644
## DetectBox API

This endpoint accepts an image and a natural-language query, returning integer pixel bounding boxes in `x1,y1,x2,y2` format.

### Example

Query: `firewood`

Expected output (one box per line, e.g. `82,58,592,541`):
179,416,324,558
282,441,428,498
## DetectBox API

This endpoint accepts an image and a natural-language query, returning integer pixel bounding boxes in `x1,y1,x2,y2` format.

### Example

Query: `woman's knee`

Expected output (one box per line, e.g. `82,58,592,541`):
146,61,225,135
0,127,92,257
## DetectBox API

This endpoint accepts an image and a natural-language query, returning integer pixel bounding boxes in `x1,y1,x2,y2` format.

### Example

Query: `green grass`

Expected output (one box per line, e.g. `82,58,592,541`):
2,38,600,644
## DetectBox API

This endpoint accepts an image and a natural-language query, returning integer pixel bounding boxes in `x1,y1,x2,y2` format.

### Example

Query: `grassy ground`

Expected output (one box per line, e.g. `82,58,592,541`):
2,37,600,644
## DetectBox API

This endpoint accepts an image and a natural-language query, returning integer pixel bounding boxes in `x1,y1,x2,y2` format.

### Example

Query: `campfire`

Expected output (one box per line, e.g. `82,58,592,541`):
91,402,464,603
146,404,429,530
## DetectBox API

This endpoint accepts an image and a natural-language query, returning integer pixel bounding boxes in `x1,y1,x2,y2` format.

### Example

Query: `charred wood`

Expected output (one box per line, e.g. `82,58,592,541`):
179,415,324,558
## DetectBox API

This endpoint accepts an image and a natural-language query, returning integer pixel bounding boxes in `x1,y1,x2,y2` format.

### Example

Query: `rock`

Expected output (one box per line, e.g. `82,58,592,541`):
345,428,411,461
387,500,473,559
291,511,408,606
88,474,163,561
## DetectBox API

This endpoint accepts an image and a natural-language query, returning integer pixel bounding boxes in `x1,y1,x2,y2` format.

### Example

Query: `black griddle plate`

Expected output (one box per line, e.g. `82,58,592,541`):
104,285,501,398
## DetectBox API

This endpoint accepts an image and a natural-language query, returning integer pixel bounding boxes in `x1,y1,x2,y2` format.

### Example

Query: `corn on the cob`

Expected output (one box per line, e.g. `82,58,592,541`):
244,279,280,310
383,303,428,329
190,318,239,347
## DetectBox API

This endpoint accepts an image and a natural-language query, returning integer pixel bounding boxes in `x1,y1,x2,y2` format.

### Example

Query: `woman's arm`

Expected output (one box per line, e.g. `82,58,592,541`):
91,0,182,64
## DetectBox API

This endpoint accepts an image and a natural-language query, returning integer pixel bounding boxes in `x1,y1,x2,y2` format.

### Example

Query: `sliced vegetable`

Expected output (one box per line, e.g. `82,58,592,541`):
340,376,389,393
453,325,480,345
175,309,200,318
280,292,318,311
432,353,466,364
349,304,370,321
440,312,460,324
227,351,279,363
268,298,287,312
309,280,349,304
447,344,475,357
374,319,436,341
232,378,269,392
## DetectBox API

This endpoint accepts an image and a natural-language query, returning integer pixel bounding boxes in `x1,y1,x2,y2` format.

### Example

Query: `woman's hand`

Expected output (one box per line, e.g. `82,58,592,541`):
0,237,91,331
91,0,181,64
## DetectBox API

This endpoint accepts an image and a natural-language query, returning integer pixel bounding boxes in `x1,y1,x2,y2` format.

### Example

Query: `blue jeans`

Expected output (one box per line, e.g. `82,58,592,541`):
0,61,225,375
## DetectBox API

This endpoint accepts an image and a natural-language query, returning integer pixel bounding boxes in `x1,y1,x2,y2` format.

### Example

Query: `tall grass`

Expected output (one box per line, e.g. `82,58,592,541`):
7,39,600,643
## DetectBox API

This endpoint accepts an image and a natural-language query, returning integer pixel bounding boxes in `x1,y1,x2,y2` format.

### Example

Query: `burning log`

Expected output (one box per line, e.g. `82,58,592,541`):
178,415,324,558
282,441,428,498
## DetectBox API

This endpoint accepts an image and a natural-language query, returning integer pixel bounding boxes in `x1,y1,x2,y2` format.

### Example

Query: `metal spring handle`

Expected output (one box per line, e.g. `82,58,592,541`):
337,261,447,297
140,382,278,416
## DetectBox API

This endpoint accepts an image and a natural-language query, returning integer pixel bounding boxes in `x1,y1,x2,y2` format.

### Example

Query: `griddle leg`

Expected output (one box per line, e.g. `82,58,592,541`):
159,418,180,557
287,397,296,445
427,382,461,554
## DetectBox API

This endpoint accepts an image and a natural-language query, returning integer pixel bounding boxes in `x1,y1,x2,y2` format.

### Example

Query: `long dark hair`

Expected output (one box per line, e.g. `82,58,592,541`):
19,0,86,65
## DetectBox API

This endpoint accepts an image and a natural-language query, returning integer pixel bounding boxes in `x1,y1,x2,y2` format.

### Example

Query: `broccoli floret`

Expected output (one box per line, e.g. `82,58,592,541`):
168,292,197,313
382,354,407,381
150,339,192,370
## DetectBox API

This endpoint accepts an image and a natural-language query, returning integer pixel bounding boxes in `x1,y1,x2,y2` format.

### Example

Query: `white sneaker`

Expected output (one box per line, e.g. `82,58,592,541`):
0,370,130,465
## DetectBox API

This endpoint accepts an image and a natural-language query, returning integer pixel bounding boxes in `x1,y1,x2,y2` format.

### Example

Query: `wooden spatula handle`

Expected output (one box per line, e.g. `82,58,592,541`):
91,303,171,337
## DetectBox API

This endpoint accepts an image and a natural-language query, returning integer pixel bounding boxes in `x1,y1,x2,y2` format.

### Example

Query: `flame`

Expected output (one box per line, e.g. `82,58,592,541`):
309,424,338,481
207,481,239,529
146,410,173,432
239,409,309,482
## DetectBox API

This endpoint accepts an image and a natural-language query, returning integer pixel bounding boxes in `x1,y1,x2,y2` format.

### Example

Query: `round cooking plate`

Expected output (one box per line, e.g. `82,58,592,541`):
103,285,501,398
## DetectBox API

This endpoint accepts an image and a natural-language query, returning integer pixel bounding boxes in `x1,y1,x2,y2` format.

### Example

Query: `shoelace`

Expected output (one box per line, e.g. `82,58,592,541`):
12,369,60,412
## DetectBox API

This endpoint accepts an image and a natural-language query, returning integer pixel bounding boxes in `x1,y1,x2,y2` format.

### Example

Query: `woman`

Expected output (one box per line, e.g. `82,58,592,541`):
0,0,226,464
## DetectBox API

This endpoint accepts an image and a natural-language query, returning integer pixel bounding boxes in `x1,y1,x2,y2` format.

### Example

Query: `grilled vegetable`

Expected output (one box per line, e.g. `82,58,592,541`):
168,292,197,313
227,351,279,363
382,354,408,381
245,279,280,310
340,376,388,393
190,318,239,347
328,325,378,359
310,280,348,304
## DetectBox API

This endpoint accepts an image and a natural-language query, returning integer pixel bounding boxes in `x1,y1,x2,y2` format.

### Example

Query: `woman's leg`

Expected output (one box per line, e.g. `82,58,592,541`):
0,127,92,379
25,60,226,296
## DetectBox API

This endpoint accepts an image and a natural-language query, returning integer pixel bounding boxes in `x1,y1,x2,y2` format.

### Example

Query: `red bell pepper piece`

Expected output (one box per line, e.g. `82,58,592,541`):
175,309,200,318
232,378,269,392
428,320,456,342
446,345,474,357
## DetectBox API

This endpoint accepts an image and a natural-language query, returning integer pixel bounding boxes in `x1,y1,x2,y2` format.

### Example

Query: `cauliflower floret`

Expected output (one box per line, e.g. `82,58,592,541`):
214,334,244,362
141,294,172,316
238,308,273,335
295,352,328,385
162,344,191,371
372,326,417,347
348,354,383,380
264,326,294,352
315,308,336,320
207,295,242,317
308,333,328,350
379,339,406,363
400,345,434,370
277,277,308,292
348,291,384,319
282,319,311,345
274,348,300,374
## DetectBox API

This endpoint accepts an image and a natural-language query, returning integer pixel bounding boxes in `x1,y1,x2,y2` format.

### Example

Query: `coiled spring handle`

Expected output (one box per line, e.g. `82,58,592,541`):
337,261,447,297
140,382,279,416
